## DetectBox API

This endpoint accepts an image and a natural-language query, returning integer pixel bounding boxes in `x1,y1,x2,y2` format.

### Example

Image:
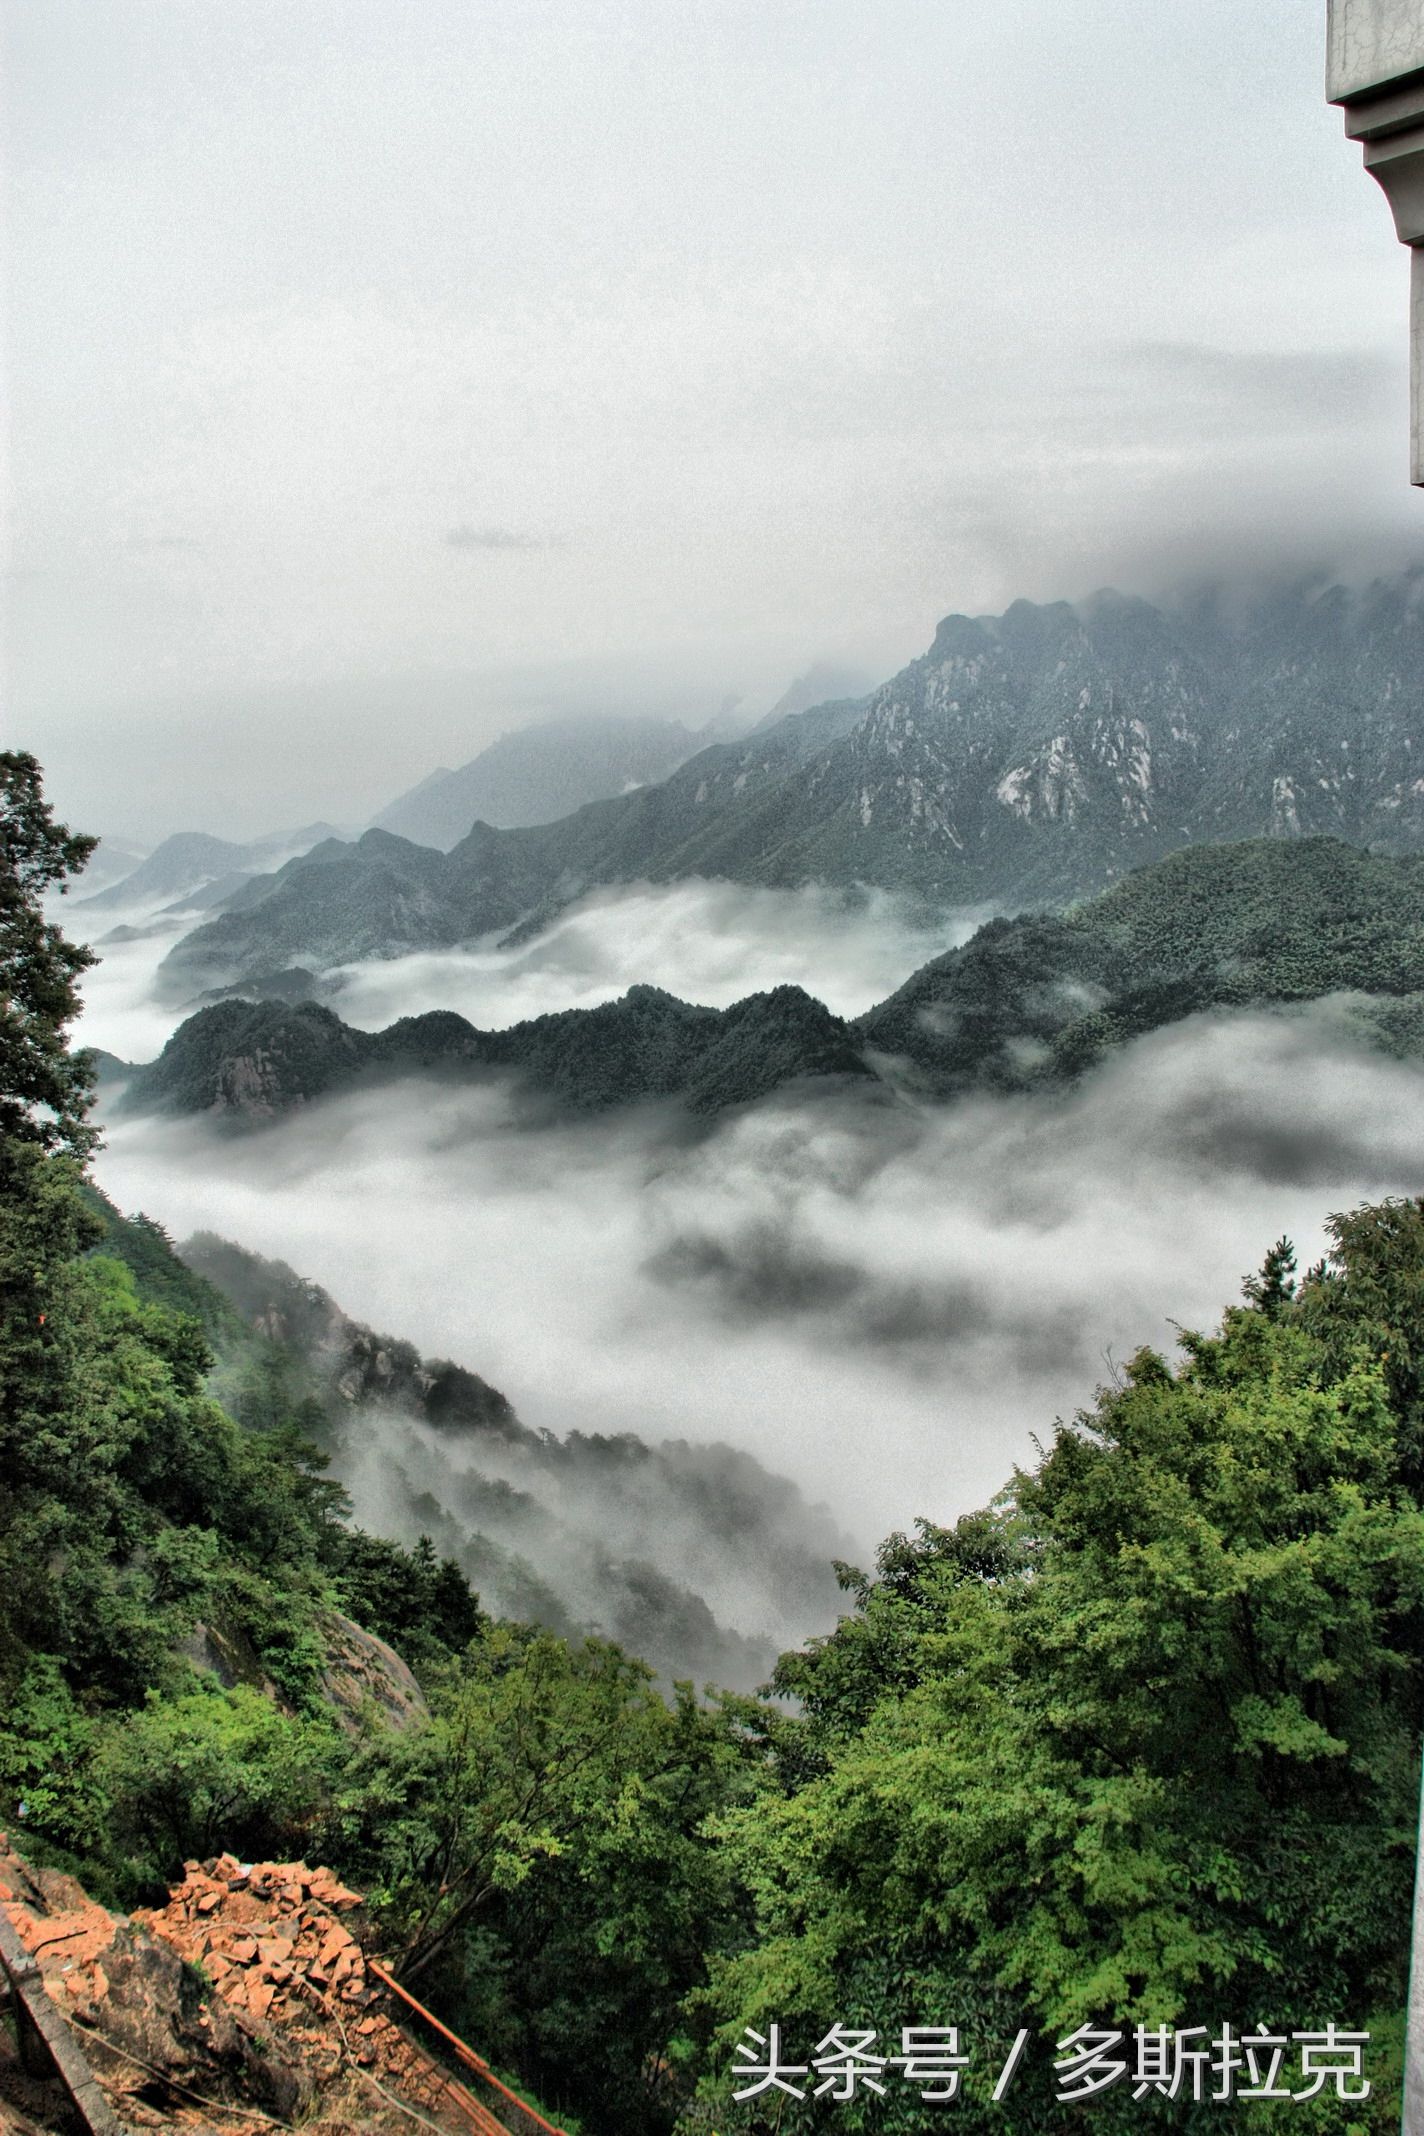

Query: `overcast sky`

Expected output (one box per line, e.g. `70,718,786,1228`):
4,0,1422,840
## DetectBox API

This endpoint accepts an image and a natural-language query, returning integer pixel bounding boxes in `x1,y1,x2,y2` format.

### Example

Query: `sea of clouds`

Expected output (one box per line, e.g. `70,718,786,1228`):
67,877,982,1064
85,871,1424,1589
321,879,981,1030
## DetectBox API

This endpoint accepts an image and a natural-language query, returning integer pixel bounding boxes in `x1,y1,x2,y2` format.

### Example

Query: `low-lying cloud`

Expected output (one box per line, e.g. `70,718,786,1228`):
324,879,980,1031
69,877,984,1065
93,1002,1424,1602
71,912,201,1064
333,1406,851,1683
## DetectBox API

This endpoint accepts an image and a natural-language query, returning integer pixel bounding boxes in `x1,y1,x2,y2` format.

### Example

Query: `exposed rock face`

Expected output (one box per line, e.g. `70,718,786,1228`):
316,1610,430,1734
822,595,1209,880
174,1617,283,1701
179,1229,519,1436
135,1857,493,2128
156,577,1424,996
171,1611,428,1736
0,1838,314,2126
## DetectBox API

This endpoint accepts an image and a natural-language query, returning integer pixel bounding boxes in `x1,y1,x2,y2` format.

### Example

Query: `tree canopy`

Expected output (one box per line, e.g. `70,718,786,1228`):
0,749,98,1157
685,1208,1424,2132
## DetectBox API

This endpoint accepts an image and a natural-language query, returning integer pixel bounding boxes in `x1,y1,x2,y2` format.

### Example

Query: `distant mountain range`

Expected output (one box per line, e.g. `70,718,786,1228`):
113,838,1424,1125
80,824,344,915
155,578,1424,999
369,670,875,846
371,713,707,845
89,1209,849,1689
73,833,151,895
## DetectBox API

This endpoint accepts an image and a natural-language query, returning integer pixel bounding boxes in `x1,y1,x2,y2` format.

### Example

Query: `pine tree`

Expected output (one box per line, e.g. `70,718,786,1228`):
1242,1234,1297,1317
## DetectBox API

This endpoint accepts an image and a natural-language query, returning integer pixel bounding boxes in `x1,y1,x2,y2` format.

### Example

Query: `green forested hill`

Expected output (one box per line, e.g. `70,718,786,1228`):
2,1150,750,2133
117,980,874,1119
857,835,1424,1094
120,837,1424,1124
104,1216,847,1690
680,1206,1424,2133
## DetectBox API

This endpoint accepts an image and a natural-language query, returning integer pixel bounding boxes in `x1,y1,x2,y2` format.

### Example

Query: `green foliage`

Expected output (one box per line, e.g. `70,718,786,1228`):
81,1190,246,1342
121,998,370,1117
328,1529,487,1664
1298,1197,1424,1490
0,756,751,2135
0,751,97,1156
686,1222,1424,2132
861,838,1424,1097
121,981,872,1122
0,1658,105,1859
96,1681,345,1887
5,758,1422,2133
330,1626,753,2135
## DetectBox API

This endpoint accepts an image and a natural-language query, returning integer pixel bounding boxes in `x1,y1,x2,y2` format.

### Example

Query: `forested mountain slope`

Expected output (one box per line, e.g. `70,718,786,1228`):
122,838,1424,1124
101,1217,848,1689
119,982,872,1120
858,833,1424,1094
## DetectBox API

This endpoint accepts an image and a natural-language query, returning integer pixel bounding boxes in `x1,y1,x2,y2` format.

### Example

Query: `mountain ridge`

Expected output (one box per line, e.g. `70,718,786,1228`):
156,576,1424,997
117,836,1424,1126
118,1215,851,1688
371,711,706,845
82,823,345,915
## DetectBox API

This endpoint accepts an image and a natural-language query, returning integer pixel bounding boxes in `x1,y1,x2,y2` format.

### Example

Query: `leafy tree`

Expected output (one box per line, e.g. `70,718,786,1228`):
0,749,98,1157
332,1625,752,2134
97,1682,344,1885
0,1658,105,1860
1298,1196,1424,1489
686,1234,1424,2133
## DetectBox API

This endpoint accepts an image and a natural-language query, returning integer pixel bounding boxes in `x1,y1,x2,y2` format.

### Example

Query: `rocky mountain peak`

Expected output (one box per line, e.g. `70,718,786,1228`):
156,575,1424,997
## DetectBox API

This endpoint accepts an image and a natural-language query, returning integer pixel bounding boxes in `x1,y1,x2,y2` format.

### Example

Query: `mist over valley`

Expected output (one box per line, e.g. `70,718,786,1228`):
65,577,1424,1683
88,976,1424,1656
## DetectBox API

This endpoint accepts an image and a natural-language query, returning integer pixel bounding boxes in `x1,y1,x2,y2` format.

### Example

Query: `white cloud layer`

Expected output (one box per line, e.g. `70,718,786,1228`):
324,881,985,1030
67,879,986,1059
92,1003,1424,1573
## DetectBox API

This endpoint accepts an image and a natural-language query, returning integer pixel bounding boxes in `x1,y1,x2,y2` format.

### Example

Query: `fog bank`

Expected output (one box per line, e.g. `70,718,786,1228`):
93,1003,1424,1561
71,879,985,1062
326,880,981,1031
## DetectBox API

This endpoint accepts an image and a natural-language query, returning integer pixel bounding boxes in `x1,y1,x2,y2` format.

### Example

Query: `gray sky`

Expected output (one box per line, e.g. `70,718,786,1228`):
4,0,1421,841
